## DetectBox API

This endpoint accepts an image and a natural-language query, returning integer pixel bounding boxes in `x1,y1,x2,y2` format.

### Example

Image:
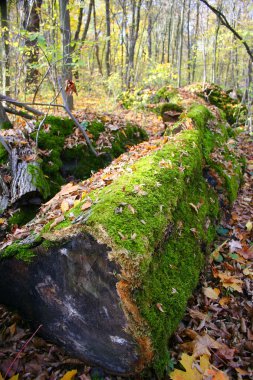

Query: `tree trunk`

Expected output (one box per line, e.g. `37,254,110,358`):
0,0,10,96
23,0,43,86
93,0,103,76
177,0,186,87
192,0,200,82
105,0,111,77
59,0,74,110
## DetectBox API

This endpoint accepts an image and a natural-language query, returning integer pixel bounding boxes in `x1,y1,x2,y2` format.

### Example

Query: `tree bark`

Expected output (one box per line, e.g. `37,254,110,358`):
105,0,111,77
59,0,74,110
0,0,10,96
23,0,43,86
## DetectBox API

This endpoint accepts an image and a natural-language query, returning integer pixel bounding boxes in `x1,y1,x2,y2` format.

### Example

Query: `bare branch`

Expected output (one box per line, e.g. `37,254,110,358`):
200,0,253,62
0,95,44,116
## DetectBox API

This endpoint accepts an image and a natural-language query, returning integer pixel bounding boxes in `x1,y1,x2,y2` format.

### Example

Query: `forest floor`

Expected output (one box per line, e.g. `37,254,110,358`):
0,97,252,380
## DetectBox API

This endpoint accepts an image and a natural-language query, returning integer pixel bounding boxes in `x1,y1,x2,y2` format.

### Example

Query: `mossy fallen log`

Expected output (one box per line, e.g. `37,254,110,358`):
0,104,244,375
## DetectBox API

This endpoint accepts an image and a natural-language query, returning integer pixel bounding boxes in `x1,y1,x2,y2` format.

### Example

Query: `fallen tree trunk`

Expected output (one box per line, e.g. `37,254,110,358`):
0,103,244,375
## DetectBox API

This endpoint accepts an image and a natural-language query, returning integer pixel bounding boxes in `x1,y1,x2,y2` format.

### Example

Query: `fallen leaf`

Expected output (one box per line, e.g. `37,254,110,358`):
204,369,230,380
81,201,92,211
127,204,136,214
156,303,165,313
50,215,65,229
0,218,6,225
229,239,242,253
203,287,220,300
219,296,231,306
170,353,206,380
181,331,223,358
217,272,243,293
60,370,77,380
189,202,199,213
245,220,252,232
61,200,70,213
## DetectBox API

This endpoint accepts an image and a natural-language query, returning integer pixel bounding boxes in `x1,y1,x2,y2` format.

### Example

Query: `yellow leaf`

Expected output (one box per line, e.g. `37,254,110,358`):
0,373,4,380
0,218,6,225
59,370,77,380
9,375,19,380
203,287,220,300
61,200,70,213
246,220,252,232
170,353,203,380
9,322,16,336
74,199,80,207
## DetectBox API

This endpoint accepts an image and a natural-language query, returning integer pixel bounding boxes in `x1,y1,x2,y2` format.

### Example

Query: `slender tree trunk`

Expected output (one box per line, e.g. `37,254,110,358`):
23,0,43,86
192,0,200,82
167,0,175,63
187,0,191,84
1,0,10,95
126,0,142,88
59,0,74,110
93,0,103,76
177,0,186,87
105,0,111,77
147,0,153,59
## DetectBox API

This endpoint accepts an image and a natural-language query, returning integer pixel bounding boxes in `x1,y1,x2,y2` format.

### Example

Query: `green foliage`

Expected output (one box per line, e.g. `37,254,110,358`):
143,63,178,88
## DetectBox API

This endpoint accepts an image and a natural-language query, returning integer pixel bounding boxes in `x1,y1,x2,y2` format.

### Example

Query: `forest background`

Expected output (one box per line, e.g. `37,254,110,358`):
1,0,253,110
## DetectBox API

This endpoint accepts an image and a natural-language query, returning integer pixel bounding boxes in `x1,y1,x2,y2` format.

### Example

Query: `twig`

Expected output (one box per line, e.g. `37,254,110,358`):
4,324,42,379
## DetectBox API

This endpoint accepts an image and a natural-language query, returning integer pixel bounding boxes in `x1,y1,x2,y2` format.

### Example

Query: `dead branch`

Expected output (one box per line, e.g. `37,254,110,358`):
0,94,44,116
200,0,253,62
3,106,34,120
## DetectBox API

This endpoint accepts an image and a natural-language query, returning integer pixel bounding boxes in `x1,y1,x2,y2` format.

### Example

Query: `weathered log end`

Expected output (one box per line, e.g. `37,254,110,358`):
0,103,245,375
0,233,140,374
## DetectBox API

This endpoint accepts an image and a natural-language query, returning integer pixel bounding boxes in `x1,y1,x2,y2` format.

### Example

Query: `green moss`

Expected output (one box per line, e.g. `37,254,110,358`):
0,144,8,163
87,120,105,141
8,206,38,228
0,121,12,130
135,177,219,375
160,103,184,117
27,163,51,199
1,241,35,262
197,84,247,125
